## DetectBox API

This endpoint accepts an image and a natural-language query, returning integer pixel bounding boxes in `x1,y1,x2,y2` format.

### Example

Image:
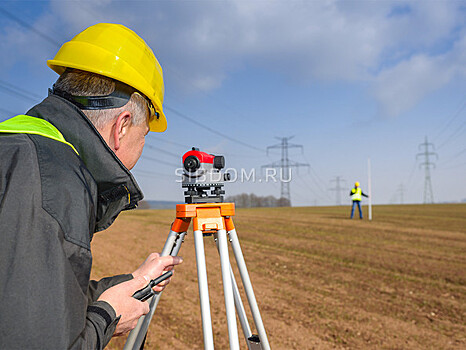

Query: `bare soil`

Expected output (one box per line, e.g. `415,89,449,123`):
90,204,466,349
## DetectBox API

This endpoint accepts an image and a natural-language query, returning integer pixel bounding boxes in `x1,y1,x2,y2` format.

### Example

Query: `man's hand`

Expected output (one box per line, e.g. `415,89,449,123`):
132,253,183,292
98,276,151,336
98,253,183,336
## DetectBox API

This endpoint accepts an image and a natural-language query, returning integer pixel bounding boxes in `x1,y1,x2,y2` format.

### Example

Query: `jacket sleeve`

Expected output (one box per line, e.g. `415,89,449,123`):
0,135,117,350
88,274,133,302
70,301,120,350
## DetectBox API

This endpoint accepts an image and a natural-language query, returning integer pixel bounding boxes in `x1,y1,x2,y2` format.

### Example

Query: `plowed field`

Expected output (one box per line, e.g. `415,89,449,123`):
91,204,466,349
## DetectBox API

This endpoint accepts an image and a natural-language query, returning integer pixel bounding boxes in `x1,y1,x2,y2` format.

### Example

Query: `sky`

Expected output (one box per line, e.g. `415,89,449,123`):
0,0,465,206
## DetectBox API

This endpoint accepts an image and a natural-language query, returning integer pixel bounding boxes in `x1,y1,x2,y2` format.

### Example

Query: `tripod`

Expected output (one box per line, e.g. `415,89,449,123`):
123,202,270,350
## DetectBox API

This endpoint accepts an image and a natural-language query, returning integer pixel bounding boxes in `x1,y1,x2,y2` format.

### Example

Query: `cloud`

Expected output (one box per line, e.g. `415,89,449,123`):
46,1,393,87
373,24,466,118
1,0,465,117
373,54,453,117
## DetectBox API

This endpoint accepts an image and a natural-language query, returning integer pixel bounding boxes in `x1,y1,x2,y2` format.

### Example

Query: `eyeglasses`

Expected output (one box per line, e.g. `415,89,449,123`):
135,92,159,123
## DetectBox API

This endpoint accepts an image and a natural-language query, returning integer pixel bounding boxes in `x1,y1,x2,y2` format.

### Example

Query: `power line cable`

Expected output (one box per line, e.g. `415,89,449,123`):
0,79,43,100
0,80,187,172
433,96,466,143
0,36,270,161
294,175,326,201
1,2,261,145
146,137,268,163
437,119,466,150
290,155,329,200
4,4,269,159
309,166,327,189
306,167,328,195
146,136,190,149
164,105,265,153
441,160,466,170
144,144,181,159
148,132,271,159
140,154,180,168
0,6,61,48
0,107,18,117
438,146,466,165
268,177,309,205
405,159,419,188
164,65,261,131
0,13,270,159
0,80,42,103
299,153,328,197
0,79,270,162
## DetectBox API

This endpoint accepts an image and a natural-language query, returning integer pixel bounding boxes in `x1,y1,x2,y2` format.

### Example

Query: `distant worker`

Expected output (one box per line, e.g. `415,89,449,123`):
349,182,369,219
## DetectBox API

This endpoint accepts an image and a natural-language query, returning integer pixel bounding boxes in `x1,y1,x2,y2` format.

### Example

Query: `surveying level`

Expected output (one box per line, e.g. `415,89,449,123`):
182,147,231,203
124,148,270,350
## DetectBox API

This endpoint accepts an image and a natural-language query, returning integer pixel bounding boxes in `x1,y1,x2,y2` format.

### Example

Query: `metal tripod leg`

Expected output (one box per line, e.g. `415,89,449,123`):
228,229,271,350
193,229,215,350
124,203,270,350
123,229,187,350
214,235,253,347
230,266,253,347
217,229,240,350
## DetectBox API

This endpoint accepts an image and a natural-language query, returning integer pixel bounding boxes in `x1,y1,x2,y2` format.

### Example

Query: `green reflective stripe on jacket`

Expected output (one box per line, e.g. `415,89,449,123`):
0,115,79,155
351,187,362,201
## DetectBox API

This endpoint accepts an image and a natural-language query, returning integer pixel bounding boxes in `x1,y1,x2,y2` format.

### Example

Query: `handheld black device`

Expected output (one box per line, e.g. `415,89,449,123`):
132,271,173,302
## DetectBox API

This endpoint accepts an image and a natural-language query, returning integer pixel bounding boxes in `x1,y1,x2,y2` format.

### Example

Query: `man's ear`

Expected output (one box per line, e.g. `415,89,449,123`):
113,111,132,151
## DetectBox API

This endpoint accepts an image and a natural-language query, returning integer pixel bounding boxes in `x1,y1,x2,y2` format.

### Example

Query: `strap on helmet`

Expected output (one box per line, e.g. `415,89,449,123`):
50,81,135,110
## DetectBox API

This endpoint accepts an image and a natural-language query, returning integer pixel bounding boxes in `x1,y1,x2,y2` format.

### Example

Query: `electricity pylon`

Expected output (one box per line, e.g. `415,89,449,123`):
329,176,345,206
262,136,309,205
397,183,405,204
416,136,438,204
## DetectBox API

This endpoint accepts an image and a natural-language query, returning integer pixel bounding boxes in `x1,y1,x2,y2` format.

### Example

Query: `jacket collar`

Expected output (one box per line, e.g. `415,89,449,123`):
27,94,144,232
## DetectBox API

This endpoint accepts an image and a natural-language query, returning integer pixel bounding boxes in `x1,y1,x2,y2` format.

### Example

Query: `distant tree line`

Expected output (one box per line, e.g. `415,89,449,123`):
136,200,151,209
225,193,291,208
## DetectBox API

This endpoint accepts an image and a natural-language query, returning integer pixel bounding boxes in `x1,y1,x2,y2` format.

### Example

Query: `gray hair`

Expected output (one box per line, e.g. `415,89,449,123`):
54,69,148,130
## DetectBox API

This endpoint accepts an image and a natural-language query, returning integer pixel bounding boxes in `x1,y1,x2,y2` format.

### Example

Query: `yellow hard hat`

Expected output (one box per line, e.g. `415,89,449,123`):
355,182,360,187
47,23,166,132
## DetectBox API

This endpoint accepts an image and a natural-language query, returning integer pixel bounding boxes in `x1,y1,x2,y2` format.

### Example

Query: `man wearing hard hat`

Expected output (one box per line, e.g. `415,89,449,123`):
349,181,369,219
0,24,182,349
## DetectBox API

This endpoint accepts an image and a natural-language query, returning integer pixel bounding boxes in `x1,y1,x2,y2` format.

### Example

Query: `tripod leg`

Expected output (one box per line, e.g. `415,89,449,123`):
124,230,187,350
215,235,252,343
228,229,271,350
217,229,240,350
193,229,215,350
229,266,254,346
214,235,253,346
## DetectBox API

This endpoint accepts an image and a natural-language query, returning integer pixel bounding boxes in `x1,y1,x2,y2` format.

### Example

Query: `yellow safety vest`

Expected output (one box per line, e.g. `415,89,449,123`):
351,187,362,201
0,115,79,155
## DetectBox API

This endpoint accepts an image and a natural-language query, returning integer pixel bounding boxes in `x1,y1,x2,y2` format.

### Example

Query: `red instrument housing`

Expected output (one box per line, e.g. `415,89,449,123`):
182,149,214,164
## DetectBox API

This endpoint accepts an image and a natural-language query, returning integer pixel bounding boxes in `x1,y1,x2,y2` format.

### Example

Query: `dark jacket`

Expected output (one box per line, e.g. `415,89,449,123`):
0,94,144,349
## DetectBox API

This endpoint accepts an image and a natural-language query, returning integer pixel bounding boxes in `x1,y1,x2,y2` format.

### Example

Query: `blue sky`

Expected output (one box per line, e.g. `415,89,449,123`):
0,0,465,206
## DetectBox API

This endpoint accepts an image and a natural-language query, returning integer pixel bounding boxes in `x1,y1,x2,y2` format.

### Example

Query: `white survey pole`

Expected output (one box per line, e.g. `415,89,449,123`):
368,158,372,221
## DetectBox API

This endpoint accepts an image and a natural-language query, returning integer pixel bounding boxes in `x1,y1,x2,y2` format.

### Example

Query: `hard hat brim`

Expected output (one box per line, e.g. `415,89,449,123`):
47,48,167,132
47,24,167,132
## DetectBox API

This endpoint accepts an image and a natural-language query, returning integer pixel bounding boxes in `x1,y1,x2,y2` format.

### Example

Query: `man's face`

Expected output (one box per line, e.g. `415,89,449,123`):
117,114,150,170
